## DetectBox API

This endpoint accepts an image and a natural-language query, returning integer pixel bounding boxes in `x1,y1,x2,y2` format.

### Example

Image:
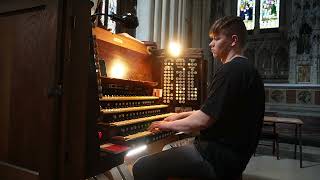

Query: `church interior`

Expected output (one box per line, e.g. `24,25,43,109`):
0,0,320,179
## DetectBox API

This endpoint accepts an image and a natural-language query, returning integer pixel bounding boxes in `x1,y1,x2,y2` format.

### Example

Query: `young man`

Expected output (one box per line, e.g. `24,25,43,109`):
133,16,265,180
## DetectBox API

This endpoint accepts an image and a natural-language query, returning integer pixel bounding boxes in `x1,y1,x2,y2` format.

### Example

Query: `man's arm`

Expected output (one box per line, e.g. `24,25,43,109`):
148,110,215,133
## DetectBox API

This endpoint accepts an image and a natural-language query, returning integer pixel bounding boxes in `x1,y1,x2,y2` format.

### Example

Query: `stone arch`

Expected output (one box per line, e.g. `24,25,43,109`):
297,23,312,54
257,48,272,76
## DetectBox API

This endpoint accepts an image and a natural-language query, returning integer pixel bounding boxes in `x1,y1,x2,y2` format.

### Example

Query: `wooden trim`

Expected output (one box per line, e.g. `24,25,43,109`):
108,113,174,126
0,161,39,180
100,96,159,101
0,0,46,15
264,116,304,125
93,27,149,55
100,77,158,87
102,105,168,114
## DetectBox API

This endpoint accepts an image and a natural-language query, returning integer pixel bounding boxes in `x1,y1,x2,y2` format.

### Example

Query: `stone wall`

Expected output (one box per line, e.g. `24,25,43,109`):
265,84,320,146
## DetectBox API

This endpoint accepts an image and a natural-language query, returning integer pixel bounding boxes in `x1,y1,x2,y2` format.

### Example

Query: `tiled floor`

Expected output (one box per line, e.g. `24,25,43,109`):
245,143,320,180
91,142,320,180
244,156,320,180
256,141,320,163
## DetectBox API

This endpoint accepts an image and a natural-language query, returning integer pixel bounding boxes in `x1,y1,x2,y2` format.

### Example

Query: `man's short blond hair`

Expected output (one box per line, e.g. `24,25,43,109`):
209,16,248,49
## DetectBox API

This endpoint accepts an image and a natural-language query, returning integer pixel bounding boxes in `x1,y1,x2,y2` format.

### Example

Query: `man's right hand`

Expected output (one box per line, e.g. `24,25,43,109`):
163,111,193,122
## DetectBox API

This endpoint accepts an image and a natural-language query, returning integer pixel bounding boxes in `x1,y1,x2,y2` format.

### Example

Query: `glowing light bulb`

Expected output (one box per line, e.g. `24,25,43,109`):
168,42,182,57
110,60,127,79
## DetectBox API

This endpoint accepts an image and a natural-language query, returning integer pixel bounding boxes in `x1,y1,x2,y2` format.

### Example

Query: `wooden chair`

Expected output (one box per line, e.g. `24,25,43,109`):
258,112,280,159
260,121,280,159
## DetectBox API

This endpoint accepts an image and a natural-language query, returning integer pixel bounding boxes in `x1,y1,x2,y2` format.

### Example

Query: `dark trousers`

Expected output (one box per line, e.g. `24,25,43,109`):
132,144,217,180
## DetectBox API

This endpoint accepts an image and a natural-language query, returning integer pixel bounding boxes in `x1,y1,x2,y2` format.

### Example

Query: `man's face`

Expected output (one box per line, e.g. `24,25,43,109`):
209,32,232,63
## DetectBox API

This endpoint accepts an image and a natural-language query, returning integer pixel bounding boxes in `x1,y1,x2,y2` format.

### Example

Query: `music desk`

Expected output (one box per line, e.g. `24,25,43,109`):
264,116,304,168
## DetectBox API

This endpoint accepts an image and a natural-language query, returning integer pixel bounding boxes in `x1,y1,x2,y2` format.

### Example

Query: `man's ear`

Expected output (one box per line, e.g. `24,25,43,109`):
231,35,238,47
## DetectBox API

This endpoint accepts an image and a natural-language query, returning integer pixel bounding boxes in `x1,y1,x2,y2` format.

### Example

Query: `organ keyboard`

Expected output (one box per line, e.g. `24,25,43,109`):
97,93,175,145
108,113,174,126
101,104,168,114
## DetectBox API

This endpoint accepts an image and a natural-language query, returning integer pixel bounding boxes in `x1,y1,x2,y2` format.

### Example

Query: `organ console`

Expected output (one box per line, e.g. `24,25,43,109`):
87,26,207,178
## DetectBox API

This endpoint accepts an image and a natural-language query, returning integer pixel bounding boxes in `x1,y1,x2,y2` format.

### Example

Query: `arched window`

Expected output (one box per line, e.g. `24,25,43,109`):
258,48,272,76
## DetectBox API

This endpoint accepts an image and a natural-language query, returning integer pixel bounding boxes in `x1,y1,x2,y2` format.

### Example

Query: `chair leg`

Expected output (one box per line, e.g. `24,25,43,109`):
294,125,298,159
276,137,279,160
272,139,276,155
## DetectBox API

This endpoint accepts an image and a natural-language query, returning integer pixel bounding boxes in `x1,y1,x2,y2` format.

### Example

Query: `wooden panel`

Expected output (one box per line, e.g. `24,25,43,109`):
315,91,320,105
94,27,154,82
286,90,296,104
96,38,153,81
0,0,45,15
0,161,39,180
93,27,149,55
5,9,46,171
0,0,60,179
60,1,93,179
0,25,11,161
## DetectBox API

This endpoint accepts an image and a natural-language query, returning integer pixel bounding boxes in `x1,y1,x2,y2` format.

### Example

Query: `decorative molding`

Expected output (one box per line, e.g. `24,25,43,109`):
297,90,313,104
265,84,320,116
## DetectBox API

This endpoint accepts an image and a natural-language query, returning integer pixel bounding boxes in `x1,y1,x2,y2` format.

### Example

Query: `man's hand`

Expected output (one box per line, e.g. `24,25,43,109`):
148,121,170,134
163,111,193,122
163,113,178,122
148,110,212,134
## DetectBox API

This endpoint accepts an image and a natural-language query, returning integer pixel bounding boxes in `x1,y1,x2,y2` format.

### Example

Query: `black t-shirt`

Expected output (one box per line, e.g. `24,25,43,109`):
194,57,265,179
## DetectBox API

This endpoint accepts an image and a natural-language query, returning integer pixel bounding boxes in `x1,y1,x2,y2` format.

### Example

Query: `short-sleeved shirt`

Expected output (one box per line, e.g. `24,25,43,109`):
194,57,265,179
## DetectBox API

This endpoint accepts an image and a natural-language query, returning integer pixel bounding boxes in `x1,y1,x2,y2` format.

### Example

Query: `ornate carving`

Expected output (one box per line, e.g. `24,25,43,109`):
297,90,312,104
288,0,320,83
270,89,285,103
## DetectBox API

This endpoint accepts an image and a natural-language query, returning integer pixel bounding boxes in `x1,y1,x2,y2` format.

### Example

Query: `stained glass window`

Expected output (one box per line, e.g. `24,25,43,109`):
237,0,255,30
260,0,280,29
